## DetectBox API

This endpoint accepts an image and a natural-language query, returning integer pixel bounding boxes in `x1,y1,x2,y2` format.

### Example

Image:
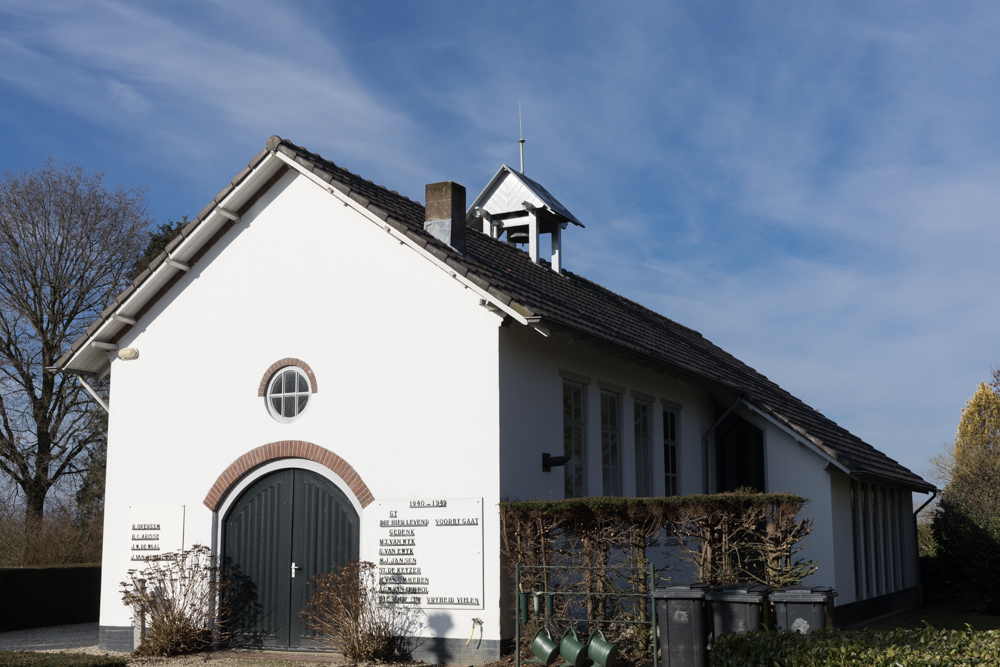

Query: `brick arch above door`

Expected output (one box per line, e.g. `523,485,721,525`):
203,440,374,510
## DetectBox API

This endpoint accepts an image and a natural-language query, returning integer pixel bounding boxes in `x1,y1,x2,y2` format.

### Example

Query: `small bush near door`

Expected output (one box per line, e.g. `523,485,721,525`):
300,560,409,662
119,545,261,656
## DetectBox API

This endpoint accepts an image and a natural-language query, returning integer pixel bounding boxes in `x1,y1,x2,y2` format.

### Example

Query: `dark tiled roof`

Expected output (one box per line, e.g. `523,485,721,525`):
64,136,933,492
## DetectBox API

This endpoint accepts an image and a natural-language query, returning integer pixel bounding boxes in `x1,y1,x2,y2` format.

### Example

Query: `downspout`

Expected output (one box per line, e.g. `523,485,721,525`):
914,489,938,516
911,488,938,602
76,376,109,414
45,367,110,414
702,397,743,493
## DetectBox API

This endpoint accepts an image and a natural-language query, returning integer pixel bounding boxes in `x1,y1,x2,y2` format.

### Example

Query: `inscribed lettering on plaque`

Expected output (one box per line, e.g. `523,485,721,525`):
377,498,483,609
127,505,185,564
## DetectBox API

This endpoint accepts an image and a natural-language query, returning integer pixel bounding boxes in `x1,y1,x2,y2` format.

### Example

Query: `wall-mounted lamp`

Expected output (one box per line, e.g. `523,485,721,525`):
542,453,571,472
118,348,139,360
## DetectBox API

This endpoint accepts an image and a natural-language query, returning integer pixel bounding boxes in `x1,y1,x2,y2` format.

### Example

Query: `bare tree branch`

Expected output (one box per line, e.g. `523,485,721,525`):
0,159,150,520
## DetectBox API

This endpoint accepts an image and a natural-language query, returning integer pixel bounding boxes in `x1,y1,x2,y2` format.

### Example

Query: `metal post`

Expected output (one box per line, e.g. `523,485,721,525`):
515,562,521,667
650,563,658,667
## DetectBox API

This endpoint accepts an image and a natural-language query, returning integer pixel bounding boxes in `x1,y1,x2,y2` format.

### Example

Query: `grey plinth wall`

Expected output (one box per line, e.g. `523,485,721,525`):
98,626,135,653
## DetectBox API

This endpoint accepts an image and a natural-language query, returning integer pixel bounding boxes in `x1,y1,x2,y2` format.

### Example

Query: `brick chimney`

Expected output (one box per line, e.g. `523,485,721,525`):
424,181,466,254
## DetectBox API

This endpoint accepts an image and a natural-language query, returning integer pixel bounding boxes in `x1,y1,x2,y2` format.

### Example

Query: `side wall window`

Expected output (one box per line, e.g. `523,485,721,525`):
600,390,622,496
715,412,765,492
563,380,586,498
634,399,653,497
663,407,678,496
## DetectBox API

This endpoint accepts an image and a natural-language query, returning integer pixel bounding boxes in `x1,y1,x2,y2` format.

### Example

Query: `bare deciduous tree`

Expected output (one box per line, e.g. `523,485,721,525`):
0,159,150,521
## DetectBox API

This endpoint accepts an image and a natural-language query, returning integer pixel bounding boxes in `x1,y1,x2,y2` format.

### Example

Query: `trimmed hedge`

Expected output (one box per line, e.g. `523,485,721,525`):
0,566,100,631
0,653,127,667
710,626,1000,666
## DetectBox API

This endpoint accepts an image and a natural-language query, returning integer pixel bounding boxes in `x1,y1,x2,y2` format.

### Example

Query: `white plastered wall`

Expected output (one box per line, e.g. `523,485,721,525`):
494,324,845,603
757,414,839,592
101,170,505,641
496,324,708,503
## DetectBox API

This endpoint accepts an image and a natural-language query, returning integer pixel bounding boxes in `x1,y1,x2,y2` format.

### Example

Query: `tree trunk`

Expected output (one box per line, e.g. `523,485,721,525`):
24,480,48,523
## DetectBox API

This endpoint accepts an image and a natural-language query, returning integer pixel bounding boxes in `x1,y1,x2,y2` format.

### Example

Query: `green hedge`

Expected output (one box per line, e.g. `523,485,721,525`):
710,627,1000,666
0,653,128,667
0,566,100,631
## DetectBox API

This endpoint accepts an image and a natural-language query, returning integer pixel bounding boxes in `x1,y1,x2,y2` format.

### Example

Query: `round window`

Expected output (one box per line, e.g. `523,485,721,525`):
266,367,311,422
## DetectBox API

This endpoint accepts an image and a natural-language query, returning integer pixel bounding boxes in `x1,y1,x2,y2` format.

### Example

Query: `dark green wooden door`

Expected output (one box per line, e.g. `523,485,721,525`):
223,468,359,647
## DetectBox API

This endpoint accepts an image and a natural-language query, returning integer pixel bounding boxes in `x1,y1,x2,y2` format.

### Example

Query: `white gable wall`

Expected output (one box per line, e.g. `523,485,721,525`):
101,170,505,640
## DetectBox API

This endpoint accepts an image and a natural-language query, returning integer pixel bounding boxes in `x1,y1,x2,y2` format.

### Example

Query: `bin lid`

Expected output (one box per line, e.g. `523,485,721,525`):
651,582,711,599
705,583,771,602
769,585,838,602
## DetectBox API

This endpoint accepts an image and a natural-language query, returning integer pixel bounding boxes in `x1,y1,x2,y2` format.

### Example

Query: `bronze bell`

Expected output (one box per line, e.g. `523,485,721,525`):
506,225,529,244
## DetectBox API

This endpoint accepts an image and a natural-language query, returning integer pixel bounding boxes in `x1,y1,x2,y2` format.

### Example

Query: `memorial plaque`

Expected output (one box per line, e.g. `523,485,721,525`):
127,505,185,564
377,498,483,609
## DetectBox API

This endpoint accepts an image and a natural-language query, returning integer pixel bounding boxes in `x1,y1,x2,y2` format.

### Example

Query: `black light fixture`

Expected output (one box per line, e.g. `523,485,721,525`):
542,453,571,472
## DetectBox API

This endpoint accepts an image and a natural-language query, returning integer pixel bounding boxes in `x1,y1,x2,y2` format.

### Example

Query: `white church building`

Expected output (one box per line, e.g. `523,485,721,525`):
56,136,933,661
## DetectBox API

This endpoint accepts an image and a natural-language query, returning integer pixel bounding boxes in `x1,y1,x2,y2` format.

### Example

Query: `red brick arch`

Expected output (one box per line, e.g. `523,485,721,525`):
203,440,373,511
258,358,318,397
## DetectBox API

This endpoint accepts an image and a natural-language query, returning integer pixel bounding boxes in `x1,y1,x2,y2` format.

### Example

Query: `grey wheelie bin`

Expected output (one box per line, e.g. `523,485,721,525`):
706,583,771,635
770,586,837,634
652,582,711,667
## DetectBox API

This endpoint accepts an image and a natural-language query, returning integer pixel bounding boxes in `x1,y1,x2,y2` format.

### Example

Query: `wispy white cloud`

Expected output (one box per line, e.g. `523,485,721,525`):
2,0,999,488
105,80,150,117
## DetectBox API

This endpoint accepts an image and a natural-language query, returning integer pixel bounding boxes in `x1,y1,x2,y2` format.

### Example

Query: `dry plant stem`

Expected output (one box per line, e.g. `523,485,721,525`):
300,560,409,663
120,545,261,657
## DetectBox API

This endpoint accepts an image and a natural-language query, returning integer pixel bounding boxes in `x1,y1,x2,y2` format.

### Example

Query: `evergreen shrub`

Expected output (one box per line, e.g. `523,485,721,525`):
710,626,1000,666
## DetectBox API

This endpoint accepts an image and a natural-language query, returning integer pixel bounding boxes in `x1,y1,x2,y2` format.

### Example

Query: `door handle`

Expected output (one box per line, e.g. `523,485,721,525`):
291,562,302,579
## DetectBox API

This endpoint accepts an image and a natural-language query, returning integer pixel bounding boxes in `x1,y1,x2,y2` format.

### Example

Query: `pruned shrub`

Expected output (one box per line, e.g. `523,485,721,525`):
500,493,816,663
500,492,816,587
120,545,261,656
300,560,408,663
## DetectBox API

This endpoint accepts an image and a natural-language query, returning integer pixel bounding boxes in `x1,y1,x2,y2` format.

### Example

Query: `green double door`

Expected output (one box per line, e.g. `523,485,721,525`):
223,468,359,647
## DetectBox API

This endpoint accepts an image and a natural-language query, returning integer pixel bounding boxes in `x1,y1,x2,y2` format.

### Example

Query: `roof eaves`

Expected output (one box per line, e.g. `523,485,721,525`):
56,143,287,373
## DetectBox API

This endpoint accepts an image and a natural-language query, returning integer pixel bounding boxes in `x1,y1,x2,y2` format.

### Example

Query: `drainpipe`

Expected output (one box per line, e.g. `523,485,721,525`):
45,366,110,414
913,489,938,516
912,488,938,602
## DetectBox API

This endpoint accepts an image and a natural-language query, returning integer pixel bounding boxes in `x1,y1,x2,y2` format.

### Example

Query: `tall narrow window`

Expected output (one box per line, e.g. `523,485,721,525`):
663,408,678,496
601,390,621,496
634,399,652,496
563,381,586,498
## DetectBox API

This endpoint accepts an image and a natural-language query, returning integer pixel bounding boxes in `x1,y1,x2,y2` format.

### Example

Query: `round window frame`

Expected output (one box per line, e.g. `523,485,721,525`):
265,366,313,423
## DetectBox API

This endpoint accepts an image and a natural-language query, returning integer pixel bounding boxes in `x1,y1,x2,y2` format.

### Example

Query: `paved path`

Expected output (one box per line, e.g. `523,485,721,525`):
0,622,105,654
0,623,345,663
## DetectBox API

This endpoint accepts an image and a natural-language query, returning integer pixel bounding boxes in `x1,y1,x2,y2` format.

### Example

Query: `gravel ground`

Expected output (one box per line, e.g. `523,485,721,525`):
0,623,109,655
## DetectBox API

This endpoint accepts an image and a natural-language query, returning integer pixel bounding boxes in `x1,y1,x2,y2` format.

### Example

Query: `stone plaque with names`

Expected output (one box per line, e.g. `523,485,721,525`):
127,505,185,565
377,497,483,609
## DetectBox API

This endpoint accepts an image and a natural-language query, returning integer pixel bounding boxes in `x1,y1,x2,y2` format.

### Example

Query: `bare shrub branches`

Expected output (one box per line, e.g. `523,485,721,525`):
500,493,817,662
0,160,150,520
300,560,411,663
120,545,261,656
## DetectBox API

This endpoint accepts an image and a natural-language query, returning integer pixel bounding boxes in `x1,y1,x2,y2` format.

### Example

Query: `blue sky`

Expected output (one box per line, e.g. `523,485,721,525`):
3,1,999,500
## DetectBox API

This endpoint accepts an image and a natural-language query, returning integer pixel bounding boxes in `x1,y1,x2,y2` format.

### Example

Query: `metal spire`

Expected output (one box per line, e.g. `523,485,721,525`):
518,103,525,174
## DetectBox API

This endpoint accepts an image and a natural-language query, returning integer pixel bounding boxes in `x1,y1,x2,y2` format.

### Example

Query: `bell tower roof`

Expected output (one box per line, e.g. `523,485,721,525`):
466,164,584,228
